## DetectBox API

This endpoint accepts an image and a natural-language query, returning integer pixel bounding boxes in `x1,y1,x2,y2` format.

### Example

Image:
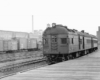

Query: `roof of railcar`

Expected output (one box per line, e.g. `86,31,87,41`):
43,23,97,39
43,25,68,35
77,32,97,38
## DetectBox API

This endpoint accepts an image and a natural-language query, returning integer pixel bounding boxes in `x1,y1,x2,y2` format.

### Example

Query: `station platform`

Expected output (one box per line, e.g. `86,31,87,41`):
1,49,100,80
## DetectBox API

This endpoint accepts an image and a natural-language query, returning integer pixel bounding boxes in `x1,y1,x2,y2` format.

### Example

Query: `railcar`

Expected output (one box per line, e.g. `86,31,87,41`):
0,38,41,53
0,30,42,53
43,23,98,63
27,38,38,51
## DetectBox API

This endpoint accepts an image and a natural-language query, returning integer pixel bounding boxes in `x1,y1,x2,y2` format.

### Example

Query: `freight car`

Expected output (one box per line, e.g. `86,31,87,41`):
43,23,98,63
0,30,43,53
0,38,42,53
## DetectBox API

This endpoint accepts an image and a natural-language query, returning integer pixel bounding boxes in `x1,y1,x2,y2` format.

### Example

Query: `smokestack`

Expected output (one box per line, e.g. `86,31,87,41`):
32,15,34,33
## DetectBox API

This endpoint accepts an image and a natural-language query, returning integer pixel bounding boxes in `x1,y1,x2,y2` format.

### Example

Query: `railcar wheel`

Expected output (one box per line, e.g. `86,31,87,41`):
56,58,62,62
69,54,73,59
72,55,75,59
67,56,70,60
78,52,81,57
62,57,66,61
65,55,69,60
76,52,79,58
84,50,87,55
87,50,89,54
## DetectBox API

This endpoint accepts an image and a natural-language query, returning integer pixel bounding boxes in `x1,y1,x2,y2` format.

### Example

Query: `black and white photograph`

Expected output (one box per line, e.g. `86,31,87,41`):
0,0,100,80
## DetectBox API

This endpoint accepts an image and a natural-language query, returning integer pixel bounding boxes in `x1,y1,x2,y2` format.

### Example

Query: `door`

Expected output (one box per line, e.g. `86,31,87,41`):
91,38,93,48
83,36,85,49
79,35,83,50
50,35,58,51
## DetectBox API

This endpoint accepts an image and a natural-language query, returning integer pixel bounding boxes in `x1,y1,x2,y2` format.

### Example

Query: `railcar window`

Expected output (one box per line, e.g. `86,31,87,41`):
43,39,48,44
72,38,74,44
87,39,91,43
61,38,67,44
79,39,82,44
93,40,98,43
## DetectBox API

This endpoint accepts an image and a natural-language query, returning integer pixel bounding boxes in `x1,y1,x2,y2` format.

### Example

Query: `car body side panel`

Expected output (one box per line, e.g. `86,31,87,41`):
58,34,68,54
84,37,92,49
68,34,79,53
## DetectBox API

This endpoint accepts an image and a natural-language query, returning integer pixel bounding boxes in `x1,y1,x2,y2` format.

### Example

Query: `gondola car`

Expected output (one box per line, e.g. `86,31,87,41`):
43,23,98,63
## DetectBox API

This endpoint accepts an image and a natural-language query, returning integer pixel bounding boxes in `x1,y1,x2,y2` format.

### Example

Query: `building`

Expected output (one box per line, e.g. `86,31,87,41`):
97,27,100,48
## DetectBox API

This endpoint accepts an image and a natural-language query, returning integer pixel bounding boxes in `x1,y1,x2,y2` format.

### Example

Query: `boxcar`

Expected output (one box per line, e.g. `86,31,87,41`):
7,40,18,52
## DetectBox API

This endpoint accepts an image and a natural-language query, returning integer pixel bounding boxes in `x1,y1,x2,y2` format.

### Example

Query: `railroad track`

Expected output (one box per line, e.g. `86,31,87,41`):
0,57,47,79
0,51,42,62
0,51,95,79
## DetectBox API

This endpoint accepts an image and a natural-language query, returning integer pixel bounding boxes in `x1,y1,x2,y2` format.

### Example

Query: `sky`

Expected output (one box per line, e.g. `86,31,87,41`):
0,0,100,35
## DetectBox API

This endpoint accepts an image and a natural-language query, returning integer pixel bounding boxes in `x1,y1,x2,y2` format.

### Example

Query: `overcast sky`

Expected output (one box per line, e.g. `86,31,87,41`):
0,0,100,35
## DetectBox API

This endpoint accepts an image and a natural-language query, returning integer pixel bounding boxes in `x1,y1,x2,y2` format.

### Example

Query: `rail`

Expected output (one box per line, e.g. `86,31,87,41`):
0,57,47,79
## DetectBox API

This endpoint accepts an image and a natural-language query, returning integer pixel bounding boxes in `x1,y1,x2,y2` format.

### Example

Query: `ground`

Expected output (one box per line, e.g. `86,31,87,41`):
1,49,100,80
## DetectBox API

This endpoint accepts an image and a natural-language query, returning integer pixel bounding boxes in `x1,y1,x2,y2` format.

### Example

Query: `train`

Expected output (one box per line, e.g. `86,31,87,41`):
0,38,42,53
43,23,98,64
0,30,42,53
